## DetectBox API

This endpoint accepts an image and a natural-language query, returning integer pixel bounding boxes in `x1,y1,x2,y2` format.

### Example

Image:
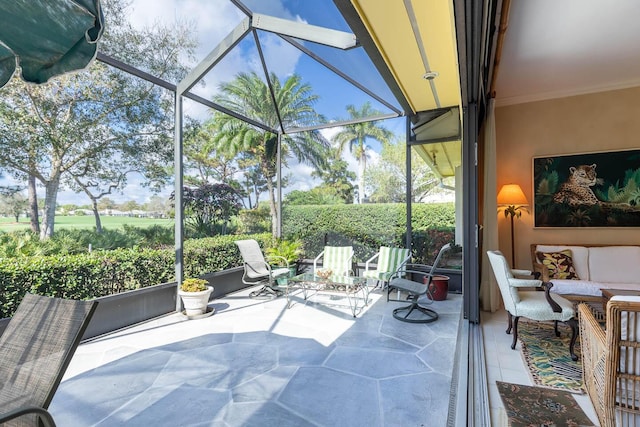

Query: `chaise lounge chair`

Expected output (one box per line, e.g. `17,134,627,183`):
0,293,98,427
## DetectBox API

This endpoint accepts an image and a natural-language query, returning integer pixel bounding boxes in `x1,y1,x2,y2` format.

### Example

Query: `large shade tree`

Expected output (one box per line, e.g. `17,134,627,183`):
207,71,330,236
172,183,243,238
332,102,393,203
183,120,241,188
0,0,195,238
311,154,356,203
364,141,445,203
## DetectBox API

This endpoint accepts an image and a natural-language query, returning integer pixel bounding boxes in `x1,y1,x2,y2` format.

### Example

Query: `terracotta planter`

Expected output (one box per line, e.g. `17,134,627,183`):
178,286,214,316
426,275,450,301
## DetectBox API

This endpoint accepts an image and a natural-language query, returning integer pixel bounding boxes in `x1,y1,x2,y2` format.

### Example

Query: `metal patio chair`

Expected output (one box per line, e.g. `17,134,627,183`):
235,239,290,299
363,246,410,291
387,243,451,323
313,245,354,277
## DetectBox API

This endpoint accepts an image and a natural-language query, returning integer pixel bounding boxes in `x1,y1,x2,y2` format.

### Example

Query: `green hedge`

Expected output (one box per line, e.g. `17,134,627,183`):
283,203,455,264
0,203,456,318
0,233,272,318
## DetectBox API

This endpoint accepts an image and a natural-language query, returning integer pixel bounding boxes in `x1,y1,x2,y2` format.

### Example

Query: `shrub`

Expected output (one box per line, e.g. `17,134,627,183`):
0,203,456,317
0,233,272,318
180,278,209,292
282,203,455,264
0,225,175,258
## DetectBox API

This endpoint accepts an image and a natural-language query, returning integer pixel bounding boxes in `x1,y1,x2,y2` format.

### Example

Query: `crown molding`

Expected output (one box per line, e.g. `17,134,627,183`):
495,79,640,107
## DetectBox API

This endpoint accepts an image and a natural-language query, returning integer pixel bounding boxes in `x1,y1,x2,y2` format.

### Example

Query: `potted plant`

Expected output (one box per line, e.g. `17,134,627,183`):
266,238,303,278
178,277,213,316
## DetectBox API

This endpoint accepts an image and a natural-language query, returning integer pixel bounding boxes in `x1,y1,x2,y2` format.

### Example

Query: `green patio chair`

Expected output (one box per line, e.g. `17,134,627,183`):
0,293,98,427
363,246,410,290
313,245,354,277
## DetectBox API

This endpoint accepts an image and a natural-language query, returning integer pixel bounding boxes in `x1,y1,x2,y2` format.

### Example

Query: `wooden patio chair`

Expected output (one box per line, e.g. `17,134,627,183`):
0,293,98,427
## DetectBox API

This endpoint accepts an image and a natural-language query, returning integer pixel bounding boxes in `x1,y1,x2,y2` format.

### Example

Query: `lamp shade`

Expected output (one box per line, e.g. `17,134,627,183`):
497,184,528,206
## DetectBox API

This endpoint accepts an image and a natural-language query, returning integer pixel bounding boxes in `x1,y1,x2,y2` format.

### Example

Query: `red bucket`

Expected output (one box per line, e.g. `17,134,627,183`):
425,275,450,301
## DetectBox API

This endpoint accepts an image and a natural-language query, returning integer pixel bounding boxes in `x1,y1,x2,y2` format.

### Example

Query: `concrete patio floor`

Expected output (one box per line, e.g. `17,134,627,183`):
50,286,463,426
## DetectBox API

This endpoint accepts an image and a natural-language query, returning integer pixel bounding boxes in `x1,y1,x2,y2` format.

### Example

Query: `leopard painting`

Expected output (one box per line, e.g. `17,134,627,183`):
552,164,600,206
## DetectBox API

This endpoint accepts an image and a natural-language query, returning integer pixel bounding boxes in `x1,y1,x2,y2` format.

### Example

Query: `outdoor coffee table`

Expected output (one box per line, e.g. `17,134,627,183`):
288,272,372,317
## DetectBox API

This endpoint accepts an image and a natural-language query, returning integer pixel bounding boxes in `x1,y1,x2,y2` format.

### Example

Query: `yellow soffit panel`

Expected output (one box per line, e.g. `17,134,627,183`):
352,0,461,114
414,141,461,178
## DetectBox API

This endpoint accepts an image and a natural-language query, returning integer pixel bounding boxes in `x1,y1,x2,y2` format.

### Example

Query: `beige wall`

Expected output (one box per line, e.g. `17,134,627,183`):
494,86,640,269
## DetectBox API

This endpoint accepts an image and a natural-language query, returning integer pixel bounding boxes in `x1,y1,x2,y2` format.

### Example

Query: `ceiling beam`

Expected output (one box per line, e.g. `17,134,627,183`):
177,17,250,95
252,13,357,50
287,112,399,134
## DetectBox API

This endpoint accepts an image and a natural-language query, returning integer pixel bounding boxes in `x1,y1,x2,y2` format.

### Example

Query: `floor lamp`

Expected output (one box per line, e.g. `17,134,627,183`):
497,184,529,267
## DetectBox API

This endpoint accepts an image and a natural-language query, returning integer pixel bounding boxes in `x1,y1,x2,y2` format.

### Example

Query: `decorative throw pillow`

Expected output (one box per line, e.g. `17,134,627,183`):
536,250,580,280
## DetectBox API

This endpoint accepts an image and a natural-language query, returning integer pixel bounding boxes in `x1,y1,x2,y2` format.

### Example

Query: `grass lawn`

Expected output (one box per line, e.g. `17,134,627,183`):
0,215,174,233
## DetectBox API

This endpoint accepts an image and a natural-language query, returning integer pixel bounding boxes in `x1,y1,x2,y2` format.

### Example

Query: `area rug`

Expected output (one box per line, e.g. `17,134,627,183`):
496,381,595,427
518,321,583,393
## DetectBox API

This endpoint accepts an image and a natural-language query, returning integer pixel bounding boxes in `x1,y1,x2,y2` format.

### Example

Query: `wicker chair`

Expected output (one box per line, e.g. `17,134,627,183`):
579,296,640,427
0,293,98,427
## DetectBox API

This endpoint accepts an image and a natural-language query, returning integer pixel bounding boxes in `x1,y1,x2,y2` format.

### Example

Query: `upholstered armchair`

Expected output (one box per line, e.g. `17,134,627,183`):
579,296,640,427
486,250,578,360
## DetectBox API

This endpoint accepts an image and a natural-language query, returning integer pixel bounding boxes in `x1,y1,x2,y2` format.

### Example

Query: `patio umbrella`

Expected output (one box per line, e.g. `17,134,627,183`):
0,0,103,88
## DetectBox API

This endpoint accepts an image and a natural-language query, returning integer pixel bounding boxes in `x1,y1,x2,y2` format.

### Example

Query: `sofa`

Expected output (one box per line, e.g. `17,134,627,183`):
530,244,640,302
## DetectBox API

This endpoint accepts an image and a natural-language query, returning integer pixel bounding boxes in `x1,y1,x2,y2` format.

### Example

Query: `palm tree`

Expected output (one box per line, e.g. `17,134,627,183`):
332,102,393,203
207,71,329,236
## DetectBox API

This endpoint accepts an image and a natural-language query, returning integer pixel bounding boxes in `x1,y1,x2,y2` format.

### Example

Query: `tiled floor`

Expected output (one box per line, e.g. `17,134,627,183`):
481,309,600,426
50,286,463,426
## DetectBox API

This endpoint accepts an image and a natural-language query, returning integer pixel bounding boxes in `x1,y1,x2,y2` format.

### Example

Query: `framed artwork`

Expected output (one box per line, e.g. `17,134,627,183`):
533,149,640,227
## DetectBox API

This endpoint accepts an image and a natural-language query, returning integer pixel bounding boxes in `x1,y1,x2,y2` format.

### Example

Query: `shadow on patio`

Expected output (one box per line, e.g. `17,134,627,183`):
50,287,462,426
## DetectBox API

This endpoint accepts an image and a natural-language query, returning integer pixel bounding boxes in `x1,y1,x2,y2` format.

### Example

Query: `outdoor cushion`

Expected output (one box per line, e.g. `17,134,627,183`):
314,246,353,277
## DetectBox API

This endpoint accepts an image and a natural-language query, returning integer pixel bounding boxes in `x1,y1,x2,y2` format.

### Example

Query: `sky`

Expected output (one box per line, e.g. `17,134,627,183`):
1,0,411,206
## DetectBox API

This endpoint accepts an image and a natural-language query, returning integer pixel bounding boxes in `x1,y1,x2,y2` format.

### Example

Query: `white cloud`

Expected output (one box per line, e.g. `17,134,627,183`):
285,163,319,192
258,32,303,79
127,0,244,59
